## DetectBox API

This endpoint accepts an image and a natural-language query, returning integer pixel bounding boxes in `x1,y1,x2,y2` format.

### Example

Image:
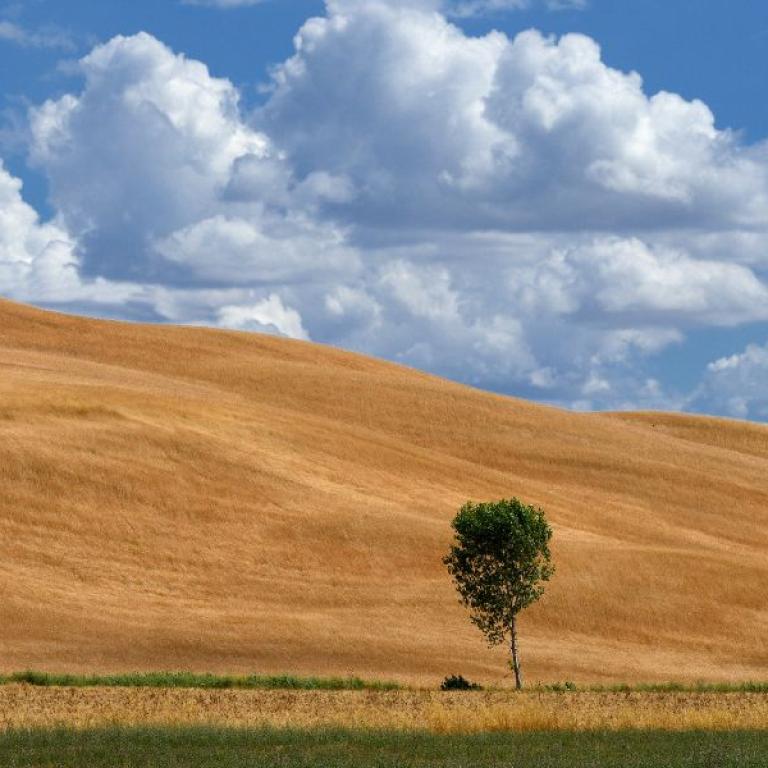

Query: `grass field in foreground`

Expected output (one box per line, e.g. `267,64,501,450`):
2,727,767,768
3,686,768,732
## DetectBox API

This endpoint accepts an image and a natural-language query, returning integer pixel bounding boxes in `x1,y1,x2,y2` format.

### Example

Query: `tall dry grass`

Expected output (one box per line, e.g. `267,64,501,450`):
1,687,767,733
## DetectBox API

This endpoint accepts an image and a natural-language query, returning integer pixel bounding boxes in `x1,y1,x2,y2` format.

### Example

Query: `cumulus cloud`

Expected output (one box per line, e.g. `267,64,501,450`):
264,10,768,232
24,31,345,339
329,235,743,401
0,161,129,305
154,213,358,286
0,161,75,297
524,238,768,327
692,344,768,420
30,33,269,280
26,31,347,334
218,294,309,339
9,2,768,418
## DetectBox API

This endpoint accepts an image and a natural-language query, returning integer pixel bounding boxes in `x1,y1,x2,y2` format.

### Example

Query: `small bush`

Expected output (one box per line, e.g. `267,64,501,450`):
440,674,482,691
543,681,578,693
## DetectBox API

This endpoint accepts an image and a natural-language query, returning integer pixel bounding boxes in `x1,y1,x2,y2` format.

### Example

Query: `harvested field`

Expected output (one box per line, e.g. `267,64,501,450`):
1,298,768,683
2,686,768,733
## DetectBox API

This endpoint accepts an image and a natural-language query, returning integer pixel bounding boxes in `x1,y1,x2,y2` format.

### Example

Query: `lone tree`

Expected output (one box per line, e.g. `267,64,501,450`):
443,498,554,690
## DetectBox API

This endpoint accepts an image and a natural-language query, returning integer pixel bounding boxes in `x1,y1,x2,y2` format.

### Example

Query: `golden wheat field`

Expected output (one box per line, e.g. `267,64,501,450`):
1,298,767,685
1,687,767,733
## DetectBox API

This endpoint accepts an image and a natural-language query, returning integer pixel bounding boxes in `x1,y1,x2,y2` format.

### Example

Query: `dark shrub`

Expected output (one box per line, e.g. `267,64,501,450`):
440,674,482,691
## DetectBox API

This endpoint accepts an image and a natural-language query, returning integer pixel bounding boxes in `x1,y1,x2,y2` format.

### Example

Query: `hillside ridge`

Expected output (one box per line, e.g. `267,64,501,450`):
1,298,766,684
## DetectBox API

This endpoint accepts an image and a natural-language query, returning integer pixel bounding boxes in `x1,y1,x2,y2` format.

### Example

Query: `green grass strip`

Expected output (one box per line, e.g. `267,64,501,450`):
530,680,768,694
4,671,768,694
2,670,401,691
1,726,767,767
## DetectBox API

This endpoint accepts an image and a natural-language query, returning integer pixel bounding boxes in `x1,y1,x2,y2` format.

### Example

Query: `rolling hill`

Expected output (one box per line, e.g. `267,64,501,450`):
1,298,766,685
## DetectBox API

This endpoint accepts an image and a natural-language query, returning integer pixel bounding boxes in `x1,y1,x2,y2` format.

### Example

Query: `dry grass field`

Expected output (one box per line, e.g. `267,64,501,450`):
2,686,768,733
1,297,767,685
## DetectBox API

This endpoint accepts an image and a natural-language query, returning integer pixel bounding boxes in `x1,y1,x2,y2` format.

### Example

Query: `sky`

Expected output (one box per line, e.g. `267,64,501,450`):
2,0,768,421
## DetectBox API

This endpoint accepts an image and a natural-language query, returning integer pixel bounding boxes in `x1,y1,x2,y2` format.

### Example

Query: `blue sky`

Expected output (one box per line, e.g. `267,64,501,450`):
2,0,768,420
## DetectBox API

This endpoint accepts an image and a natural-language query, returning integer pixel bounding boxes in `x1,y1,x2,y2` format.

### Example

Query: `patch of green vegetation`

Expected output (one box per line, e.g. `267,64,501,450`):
529,681,768,694
609,681,768,694
2,671,400,691
532,681,579,693
5,670,767,695
1,727,766,768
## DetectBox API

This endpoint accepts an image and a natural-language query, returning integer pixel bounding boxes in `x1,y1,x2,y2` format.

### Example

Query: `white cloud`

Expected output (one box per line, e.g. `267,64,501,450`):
0,159,79,300
27,32,356,293
0,161,137,305
30,32,269,280
154,213,358,286
534,238,768,327
327,235,743,400
692,343,768,420
264,2,510,227
218,294,309,340
264,10,768,232
369,258,539,385
23,31,335,339
379,261,461,322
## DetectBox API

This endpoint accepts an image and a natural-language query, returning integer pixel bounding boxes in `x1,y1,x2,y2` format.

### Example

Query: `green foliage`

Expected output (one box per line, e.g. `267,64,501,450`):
2,671,400,691
5,671,766,696
443,498,554,646
439,674,482,691
1,727,766,768
537,681,579,693
526,681,768,695
596,681,768,695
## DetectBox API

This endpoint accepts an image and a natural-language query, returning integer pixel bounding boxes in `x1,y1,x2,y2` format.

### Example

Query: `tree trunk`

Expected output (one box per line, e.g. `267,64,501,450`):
510,614,523,690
